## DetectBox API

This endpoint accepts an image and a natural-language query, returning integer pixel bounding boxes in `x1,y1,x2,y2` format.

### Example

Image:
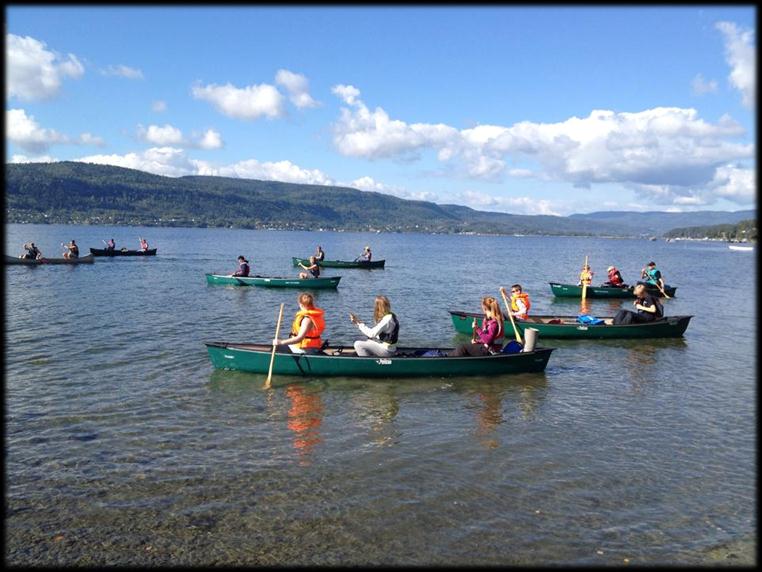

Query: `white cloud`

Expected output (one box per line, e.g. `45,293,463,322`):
152,100,168,113
77,147,196,178
10,153,58,163
691,73,718,95
332,93,458,160
191,81,285,120
196,129,223,150
136,124,223,149
347,176,438,201
101,64,144,80
627,162,755,207
459,190,562,216
716,21,756,108
330,88,754,207
76,148,332,184
78,132,106,147
137,124,184,146
7,33,84,101
275,69,319,109
710,164,755,203
7,108,69,153
7,109,106,153
210,159,334,185
331,84,362,106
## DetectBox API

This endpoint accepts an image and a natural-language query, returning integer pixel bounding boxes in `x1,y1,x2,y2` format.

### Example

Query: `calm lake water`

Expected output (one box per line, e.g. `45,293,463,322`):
5,223,756,565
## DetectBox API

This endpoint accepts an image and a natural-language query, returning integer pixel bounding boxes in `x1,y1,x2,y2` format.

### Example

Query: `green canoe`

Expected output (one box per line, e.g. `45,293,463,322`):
449,310,692,339
205,273,341,289
6,254,95,265
549,282,677,298
206,342,554,377
292,257,385,269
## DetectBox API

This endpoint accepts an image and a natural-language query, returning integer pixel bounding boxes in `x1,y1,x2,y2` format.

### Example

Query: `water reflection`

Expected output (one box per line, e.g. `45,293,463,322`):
622,338,688,394
473,386,505,449
285,384,323,465
460,375,548,449
351,386,400,447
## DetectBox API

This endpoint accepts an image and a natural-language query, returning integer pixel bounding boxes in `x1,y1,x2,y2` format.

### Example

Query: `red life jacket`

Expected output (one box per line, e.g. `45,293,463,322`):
608,268,623,285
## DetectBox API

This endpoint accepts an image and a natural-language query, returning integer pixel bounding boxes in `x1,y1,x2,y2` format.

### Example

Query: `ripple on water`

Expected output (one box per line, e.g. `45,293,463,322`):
4,226,756,565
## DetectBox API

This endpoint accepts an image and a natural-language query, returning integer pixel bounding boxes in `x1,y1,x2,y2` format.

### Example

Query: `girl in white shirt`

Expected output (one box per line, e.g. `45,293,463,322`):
349,295,399,357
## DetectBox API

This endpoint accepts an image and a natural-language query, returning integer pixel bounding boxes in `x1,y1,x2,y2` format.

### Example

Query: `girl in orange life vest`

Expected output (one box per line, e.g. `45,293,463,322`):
298,256,320,279
501,284,531,320
448,296,504,357
578,264,593,286
273,292,326,354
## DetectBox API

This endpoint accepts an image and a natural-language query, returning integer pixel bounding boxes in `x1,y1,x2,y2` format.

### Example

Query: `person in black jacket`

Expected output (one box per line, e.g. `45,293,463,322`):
613,283,663,324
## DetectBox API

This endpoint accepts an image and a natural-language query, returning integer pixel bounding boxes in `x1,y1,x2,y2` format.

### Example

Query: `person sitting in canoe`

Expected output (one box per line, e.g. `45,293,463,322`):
104,238,116,252
298,256,321,279
355,246,372,262
273,293,326,354
448,296,504,356
640,261,664,289
62,240,79,259
500,284,531,320
230,255,250,277
139,237,149,252
612,283,664,325
602,265,626,287
577,263,593,286
21,242,42,260
349,295,399,357
314,245,325,262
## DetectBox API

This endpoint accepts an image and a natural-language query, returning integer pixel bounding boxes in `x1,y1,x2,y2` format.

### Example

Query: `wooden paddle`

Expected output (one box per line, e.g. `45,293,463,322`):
655,279,671,299
499,287,523,343
581,255,589,301
264,303,285,389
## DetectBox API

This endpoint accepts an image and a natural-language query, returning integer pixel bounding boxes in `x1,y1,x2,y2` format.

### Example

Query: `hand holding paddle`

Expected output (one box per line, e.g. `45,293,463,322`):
499,286,523,344
265,303,285,389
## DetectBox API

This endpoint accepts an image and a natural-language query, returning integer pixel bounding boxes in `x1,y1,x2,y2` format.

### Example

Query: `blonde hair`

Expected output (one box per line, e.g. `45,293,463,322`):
373,295,392,323
298,292,315,308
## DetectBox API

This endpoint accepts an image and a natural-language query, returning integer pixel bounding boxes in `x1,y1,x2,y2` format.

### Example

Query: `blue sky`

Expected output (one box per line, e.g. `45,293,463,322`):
6,6,756,215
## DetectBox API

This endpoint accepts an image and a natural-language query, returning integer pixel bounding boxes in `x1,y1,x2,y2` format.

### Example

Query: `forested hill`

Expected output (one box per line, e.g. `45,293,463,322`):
664,219,757,241
5,162,754,237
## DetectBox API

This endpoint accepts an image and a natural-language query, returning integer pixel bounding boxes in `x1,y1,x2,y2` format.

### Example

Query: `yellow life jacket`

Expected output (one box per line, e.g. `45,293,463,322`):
511,292,531,319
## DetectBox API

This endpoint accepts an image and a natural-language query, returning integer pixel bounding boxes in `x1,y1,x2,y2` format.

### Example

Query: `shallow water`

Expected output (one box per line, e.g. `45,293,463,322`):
5,224,756,565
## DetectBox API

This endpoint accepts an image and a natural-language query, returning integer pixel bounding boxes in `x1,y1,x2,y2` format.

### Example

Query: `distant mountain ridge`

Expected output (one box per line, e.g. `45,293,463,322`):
569,210,756,236
5,162,754,237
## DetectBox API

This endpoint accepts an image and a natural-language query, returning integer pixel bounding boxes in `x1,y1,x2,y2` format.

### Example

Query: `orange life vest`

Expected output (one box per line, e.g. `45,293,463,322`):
290,308,326,349
511,292,531,319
